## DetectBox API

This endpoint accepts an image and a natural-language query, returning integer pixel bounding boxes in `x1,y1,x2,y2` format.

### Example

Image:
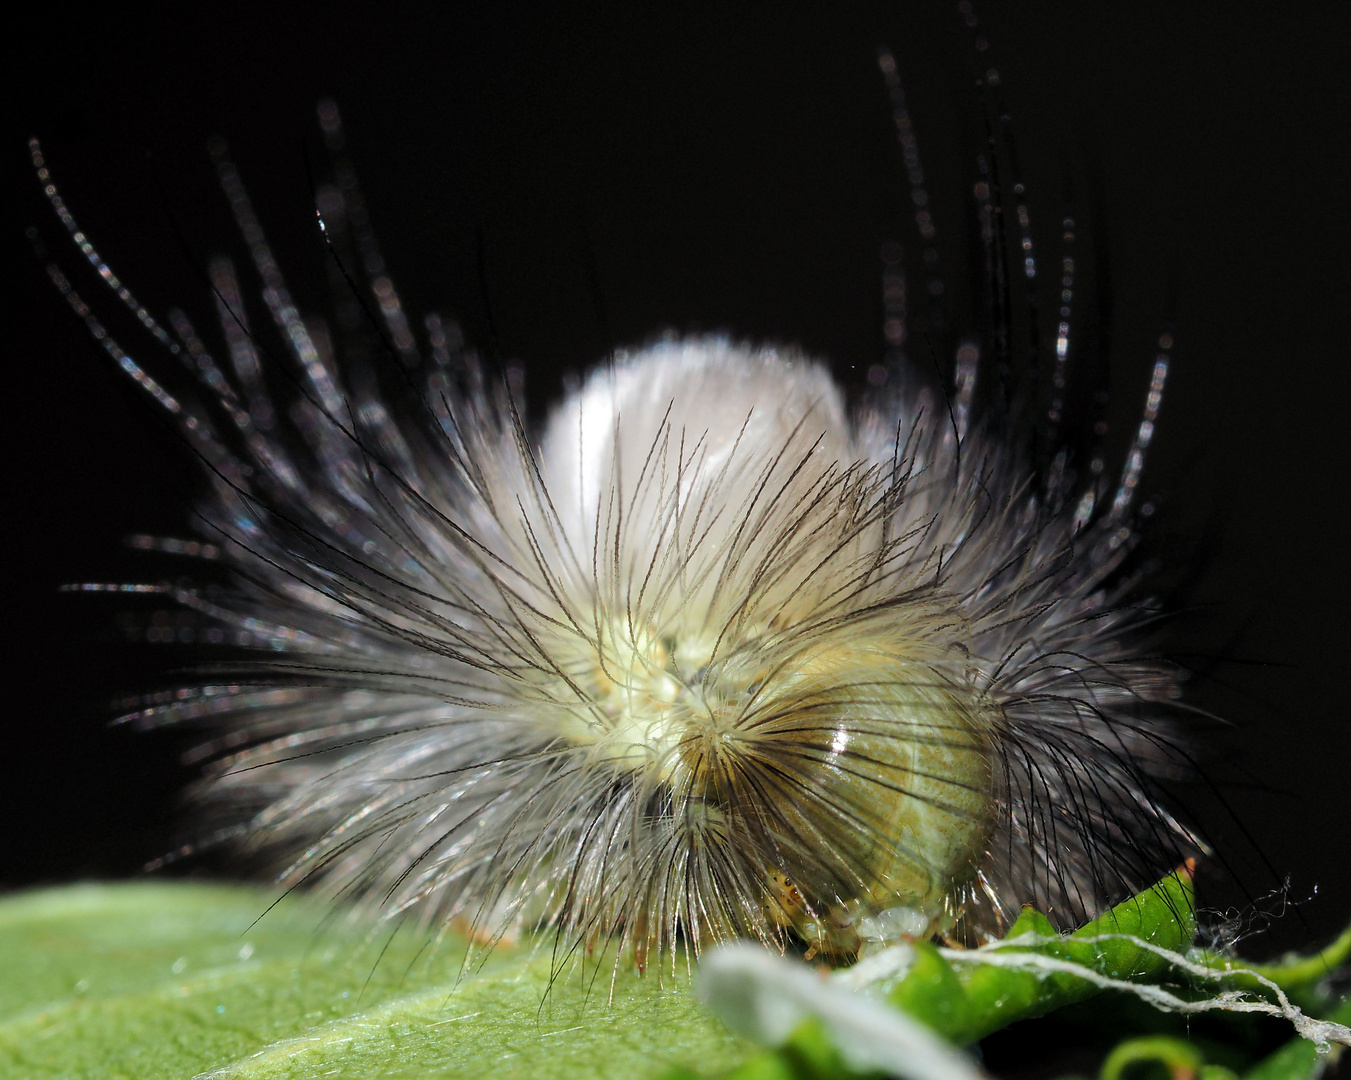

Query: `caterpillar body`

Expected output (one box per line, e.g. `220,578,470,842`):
24,6,1337,973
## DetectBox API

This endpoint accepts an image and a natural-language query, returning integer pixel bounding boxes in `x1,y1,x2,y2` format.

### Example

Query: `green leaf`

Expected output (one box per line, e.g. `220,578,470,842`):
0,882,753,1079
689,868,1350,1078
887,867,1197,1044
6,877,1346,1080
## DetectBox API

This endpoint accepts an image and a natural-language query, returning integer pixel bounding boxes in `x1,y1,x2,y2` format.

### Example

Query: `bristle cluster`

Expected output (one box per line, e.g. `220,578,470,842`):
29,78,1200,973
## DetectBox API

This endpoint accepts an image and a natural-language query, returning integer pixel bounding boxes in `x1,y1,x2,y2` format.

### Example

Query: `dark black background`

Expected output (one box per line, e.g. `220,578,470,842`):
7,0,1347,995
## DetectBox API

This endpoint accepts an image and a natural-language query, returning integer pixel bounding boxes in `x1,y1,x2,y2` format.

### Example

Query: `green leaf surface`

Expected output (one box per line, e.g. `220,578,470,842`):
0,882,752,1079
6,879,1346,1080
887,868,1196,1044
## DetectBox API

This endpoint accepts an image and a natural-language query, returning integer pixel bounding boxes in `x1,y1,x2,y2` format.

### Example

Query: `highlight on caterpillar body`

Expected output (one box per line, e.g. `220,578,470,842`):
26,23,1211,974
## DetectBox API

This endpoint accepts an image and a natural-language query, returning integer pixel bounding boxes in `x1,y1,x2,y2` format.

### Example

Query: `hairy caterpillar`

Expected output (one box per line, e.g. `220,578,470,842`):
13,5,1348,967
